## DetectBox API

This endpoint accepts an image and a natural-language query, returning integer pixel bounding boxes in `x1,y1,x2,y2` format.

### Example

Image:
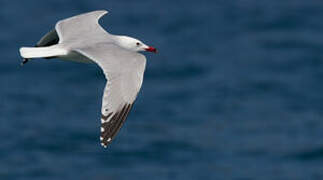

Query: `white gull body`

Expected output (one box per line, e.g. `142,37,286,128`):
19,10,157,148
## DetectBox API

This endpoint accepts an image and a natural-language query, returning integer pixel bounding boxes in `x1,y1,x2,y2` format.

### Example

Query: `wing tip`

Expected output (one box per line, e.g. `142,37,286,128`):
97,10,109,15
89,10,109,19
99,103,133,148
100,137,112,148
101,142,108,148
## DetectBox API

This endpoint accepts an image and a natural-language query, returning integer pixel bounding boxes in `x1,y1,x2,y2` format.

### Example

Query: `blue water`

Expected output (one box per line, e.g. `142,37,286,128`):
1,0,323,179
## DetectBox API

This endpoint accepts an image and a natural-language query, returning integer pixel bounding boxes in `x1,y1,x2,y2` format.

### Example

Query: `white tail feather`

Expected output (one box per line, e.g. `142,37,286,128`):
19,46,68,59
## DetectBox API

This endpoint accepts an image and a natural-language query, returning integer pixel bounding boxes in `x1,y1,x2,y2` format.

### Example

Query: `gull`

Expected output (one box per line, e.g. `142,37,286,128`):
19,10,157,148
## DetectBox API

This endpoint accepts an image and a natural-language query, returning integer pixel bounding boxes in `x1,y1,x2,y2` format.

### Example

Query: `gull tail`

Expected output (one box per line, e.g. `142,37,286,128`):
19,46,67,59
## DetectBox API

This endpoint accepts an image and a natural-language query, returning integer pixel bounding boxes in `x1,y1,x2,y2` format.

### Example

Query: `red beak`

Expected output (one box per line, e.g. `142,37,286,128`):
145,46,157,53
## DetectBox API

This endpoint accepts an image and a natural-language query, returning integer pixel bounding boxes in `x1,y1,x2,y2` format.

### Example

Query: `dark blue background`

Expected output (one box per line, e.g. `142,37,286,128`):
1,0,323,179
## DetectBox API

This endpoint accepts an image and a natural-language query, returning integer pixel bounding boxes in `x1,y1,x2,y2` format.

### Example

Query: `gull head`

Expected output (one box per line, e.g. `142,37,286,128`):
116,36,157,53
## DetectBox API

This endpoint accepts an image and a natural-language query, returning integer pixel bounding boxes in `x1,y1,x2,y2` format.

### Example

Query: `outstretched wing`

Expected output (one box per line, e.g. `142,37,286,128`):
36,10,108,47
55,10,110,43
74,43,146,148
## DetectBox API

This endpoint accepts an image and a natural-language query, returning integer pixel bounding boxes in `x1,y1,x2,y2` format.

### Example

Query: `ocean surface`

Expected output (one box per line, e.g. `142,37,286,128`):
1,0,323,179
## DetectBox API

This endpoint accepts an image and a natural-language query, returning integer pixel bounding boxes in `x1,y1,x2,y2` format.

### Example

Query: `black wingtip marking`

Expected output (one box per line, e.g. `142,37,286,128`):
21,58,29,66
100,103,133,147
101,112,113,120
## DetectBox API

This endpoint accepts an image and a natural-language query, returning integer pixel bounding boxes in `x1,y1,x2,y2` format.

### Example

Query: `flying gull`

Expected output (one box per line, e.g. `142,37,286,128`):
19,10,157,148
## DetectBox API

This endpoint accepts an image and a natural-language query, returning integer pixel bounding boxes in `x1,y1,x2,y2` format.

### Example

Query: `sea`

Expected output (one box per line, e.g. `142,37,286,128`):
1,0,323,179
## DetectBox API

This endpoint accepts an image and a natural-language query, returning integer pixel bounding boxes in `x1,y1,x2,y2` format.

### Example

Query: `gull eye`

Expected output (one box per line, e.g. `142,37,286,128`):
136,42,140,46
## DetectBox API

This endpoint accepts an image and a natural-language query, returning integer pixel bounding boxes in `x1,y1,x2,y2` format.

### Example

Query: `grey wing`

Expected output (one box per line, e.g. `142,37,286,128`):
36,10,108,46
36,29,59,47
55,10,110,43
74,44,147,148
